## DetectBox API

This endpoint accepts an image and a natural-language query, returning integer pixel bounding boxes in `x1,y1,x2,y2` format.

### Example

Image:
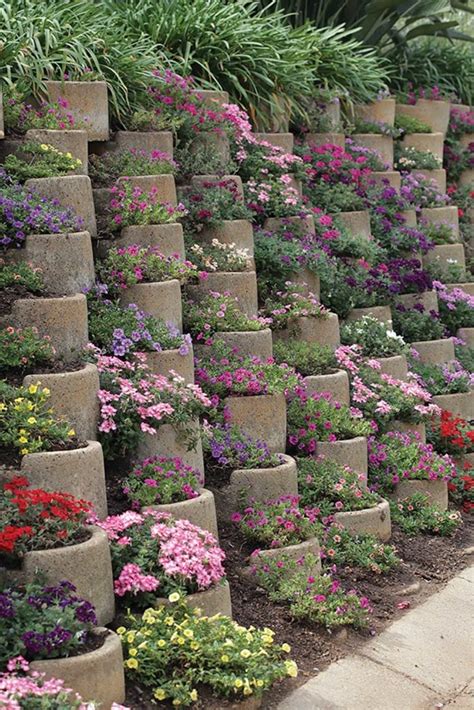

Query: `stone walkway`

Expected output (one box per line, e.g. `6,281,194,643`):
278,565,474,710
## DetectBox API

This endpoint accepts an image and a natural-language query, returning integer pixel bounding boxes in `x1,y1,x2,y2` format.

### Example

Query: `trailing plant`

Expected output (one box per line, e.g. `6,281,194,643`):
390,493,461,537
245,177,305,223
202,421,282,479
409,358,473,396
262,284,329,331
0,326,56,374
394,114,432,135
319,524,399,574
3,93,82,134
123,456,203,509
0,260,44,293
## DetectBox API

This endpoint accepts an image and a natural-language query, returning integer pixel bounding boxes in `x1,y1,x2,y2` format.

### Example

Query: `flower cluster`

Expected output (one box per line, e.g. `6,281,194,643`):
202,421,283,477
409,357,473,396
3,141,82,182
185,238,250,273
183,291,270,342
0,326,56,373
434,281,474,335
89,148,176,187
3,93,81,134
390,493,461,536
245,176,305,222
108,180,186,230
340,315,407,358
123,456,203,508
398,84,449,104
394,144,441,171
400,172,449,209
180,179,251,231
393,303,445,343
96,510,226,605
427,410,474,457
262,283,329,330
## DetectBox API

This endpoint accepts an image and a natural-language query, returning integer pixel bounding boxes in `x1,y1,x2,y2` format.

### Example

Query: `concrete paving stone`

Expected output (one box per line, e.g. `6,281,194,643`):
277,656,439,710
458,566,474,584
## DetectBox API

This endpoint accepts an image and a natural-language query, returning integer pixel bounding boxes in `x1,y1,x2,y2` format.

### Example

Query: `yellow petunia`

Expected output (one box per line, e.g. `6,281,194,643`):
18,437,28,444
285,660,298,678
67,428,75,437
116,627,126,635
234,679,243,688
129,648,137,657
240,649,251,658
281,643,291,653
221,654,229,663
28,384,38,394
168,592,180,603
189,690,198,702
27,417,36,425
157,639,166,648
126,658,138,669
154,689,166,700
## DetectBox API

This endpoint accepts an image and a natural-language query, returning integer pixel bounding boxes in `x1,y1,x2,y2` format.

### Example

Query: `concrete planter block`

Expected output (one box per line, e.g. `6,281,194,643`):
191,132,230,164
415,168,446,193
395,100,450,135
145,488,219,539
304,132,345,147
346,305,392,324
120,279,182,331
254,133,294,153
137,421,204,475
143,347,195,384
400,209,417,227
336,210,371,239
224,393,286,454
1,527,115,624
376,354,408,381
446,282,474,296
191,89,229,107
432,392,473,421
335,499,391,542
115,130,173,157
7,232,94,295
222,455,298,510
217,329,273,359
273,313,341,349
423,244,465,270
459,169,474,188
352,134,393,168
26,129,88,174
354,99,396,126
370,171,401,190
388,420,426,443
45,81,109,141
264,214,315,235
457,327,474,347
105,223,185,259
186,271,258,318
317,436,368,482
30,630,125,709
397,290,438,312
251,538,321,576
393,479,448,510
290,267,320,298
410,338,455,365
459,131,473,148
11,294,88,362
402,132,444,161
191,174,244,197
155,580,232,618
420,206,459,235
117,174,177,206
303,370,350,406
23,364,99,442
26,175,97,236
198,219,254,255
7,441,108,519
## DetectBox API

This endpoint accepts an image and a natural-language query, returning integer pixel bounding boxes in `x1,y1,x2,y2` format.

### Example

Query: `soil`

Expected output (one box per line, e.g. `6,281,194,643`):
0,358,85,387
105,456,134,515
0,438,87,470
0,284,41,317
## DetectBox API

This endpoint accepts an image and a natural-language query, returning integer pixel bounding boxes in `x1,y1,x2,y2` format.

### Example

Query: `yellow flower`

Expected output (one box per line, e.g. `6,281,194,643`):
234,679,243,688
190,641,200,650
243,687,252,696
176,637,185,646
256,680,264,688
172,700,181,707
126,632,136,644
183,629,193,639
67,428,75,437
65,152,73,159
40,144,49,151
221,654,229,663
18,436,28,444
262,634,273,645
27,417,36,425
126,658,138,669
28,384,38,395
42,388,50,395
168,592,180,603
285,660,298,678
281,643,291,653
116,627,126,635
0,403,6,412
157,639,166,648
154,689,166,701
20,448,29,455
164,616,174,626
240,649,251,658
189,690,198,702
129,648,137,657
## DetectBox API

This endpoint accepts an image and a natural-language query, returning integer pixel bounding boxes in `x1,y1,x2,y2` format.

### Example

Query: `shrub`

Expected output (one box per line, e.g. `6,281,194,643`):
340,316,407,358
390,493,461,536
89,149,176,187
0,327,55,373
393,304,445,343
185,239,250,274
123,456,203,508
180,179,251,232
394,114,432,135
108,180,186,231
3,141,82,181
273,340,338,377
394,145,441,171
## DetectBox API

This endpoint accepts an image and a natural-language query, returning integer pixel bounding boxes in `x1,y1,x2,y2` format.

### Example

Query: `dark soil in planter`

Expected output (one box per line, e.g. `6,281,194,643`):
0,358,85,387
105,456,134,515
0,285,44,317
0,438,87,470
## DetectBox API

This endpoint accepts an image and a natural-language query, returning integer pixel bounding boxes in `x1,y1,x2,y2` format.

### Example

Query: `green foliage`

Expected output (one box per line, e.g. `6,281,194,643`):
0,261,44,293
394,144,442,171
321,525,400,574
390,493,462,536
89,150,176,188
0,327,55,373
3,141,82,181
273,340,338,377
340,315,408,357
395,113,432,135
392,307,445,343
183,294,267,339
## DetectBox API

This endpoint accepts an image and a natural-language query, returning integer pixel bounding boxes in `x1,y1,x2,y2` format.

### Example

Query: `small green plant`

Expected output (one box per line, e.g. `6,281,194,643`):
273,340,338,377
321,525,399,574
340,316,407,357
108,181,186,231
0,326,56,373
183,293,268,342
394,114,432,135
123,456,203,507
3,142,82,182
390,493,461,536
89,149,176,187
420,221,457,245
393,305,445,343
394,145,441,171
303,181,366,213
0,260,44,293
185,238,250,273
180,179,251,232
408,358,472,396
262,284,329,331
352,118,401,138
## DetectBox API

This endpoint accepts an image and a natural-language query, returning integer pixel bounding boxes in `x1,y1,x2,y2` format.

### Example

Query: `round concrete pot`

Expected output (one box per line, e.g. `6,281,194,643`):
459,169,474,188
402,133,444,161
400,209,418,228
155,580,232,618
191,132,230,164
25,175,97,237
26,129,88,174
143,346,195,383
335,499,391,542
460,133,473,149
251,538,321,576
198,219,254,255
432,392,473,421
395,100,450,135
420,206,459,236
137,421,204,475
352,134,393,168
369,171,401,190
216,328,273,359
354,99,396,126
414,169,446,193
115,130,173,157
120,279,182,331
263,214,315,236
387,420,426,443
191,175,244,197
457,327,474,347
3,441,108,519
423,244,465,270
254,133,294,153
30,629,125,709
104,223,185,259
117,174,176,206
7,232,94,295
346,305,392,324
397,290,438,312
224,393,286,454
191,89,229,107
0,527,115,624
45,80,109,141
393,479,448,511
222,455,298,510
375,354,408,381
303,370,350,406
11,294,88,363
186,271,258,318
304,133,345,148
273,313,340,349
317,436,368,482
335,210,371,239
23,363,99,442
410,338,455,365
289,267,320,298
144,488,219,539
